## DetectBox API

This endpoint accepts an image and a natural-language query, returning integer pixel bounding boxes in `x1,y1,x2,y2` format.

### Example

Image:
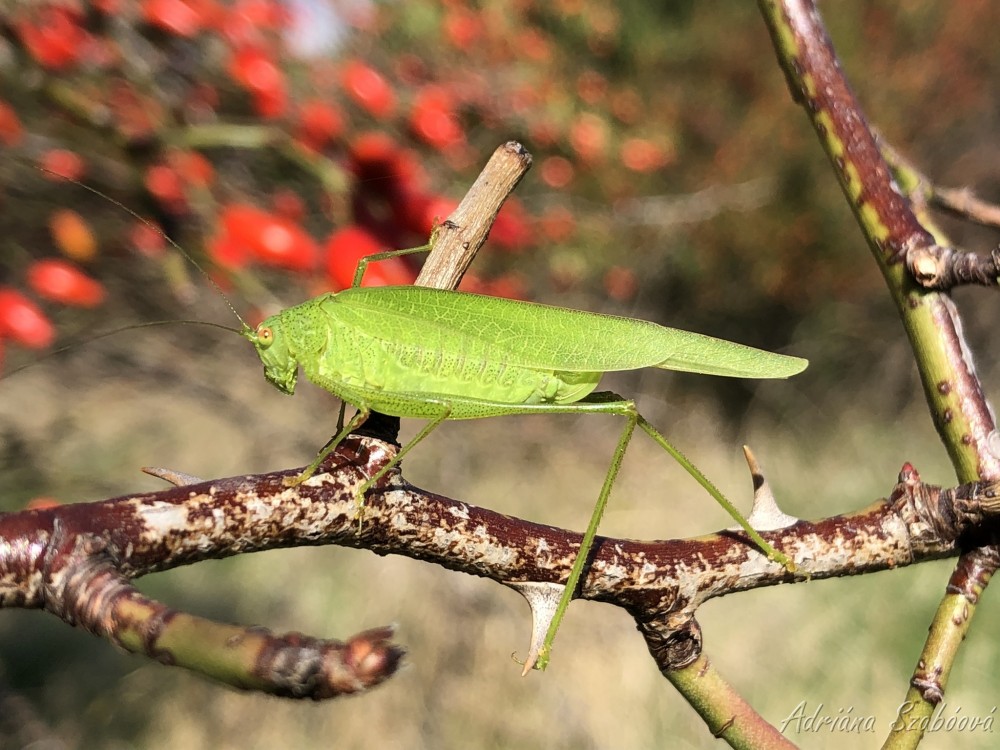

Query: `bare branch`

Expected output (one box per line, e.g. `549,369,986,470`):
3,443,993,672
906,243,1000,290
47,536,402,698
417,140,533,290
878,139,1000,290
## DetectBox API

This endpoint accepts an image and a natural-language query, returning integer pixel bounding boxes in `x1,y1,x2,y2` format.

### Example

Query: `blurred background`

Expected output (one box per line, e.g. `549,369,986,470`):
2,1,1000,747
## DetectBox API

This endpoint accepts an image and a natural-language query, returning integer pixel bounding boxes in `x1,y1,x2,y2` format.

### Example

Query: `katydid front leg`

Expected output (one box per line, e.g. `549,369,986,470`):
284,407,370,487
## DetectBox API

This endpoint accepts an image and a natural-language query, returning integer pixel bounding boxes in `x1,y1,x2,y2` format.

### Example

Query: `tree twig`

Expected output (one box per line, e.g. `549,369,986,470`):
760,2,1000,746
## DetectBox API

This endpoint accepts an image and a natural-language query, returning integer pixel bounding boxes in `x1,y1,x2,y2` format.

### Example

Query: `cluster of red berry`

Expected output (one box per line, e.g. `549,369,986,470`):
0,1,661,370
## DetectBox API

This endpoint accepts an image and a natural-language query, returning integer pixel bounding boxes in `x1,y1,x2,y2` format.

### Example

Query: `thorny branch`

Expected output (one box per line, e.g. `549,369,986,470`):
4,439,1000,682
762,1,1000,748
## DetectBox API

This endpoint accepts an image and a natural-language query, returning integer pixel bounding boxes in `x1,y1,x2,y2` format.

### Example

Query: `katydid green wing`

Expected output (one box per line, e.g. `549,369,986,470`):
332,286,807,379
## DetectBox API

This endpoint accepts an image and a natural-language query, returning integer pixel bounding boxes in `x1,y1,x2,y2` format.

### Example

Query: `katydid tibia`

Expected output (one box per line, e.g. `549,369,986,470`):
243,249,807,671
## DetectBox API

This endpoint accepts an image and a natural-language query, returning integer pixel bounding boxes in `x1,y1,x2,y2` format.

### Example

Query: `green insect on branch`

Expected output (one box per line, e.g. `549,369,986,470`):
1,135,812,702
242,164,807,670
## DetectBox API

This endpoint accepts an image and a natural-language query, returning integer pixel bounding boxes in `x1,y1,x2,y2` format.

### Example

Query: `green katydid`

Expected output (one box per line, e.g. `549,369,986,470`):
24,169,806,671
242,247,807,671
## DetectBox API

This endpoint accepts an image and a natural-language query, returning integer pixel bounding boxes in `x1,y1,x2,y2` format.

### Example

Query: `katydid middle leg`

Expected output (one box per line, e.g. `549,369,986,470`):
354,399,453,505
531,397,638,672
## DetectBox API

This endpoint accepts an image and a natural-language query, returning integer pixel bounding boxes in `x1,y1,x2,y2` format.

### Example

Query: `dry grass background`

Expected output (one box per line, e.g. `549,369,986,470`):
4,316,1000,749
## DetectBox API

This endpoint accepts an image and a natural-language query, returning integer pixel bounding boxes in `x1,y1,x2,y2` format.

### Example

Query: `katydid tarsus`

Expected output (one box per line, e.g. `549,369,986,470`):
27,172,807,672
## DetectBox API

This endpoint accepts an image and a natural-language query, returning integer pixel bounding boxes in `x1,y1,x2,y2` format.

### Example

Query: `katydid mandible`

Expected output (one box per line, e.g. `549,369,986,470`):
243,248,808,671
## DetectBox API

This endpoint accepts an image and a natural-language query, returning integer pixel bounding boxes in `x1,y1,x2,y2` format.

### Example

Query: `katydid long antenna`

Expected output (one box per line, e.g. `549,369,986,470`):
34,164,253,335
1,319,245,380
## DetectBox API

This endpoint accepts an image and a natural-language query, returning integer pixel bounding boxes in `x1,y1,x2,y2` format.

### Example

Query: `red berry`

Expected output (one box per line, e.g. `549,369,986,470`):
569,113,608,164
520,28,552,62
539,156,574,189
27,259,106,308
297,100,344,151
443,8,484,49
16,7,86,71
538,206,576,243
38,149,86,181
49,209,97,262
145,164,187,211
0,100,24,147
489,198,532,252
341,60,395,118
128,220,167,258
229,45,287,117
231,0,287,29
603,266,638,302
168,150,215,187
0,288,55,349
252,87,287,118
620,138,670,173
409,86,464,150
219,204,318,271
143,0,205,37
256,217,318,271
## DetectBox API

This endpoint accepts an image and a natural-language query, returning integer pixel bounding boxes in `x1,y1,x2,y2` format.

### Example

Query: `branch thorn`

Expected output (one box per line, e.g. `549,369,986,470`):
142,466,205,487
506,581,565,676
740,445,799,532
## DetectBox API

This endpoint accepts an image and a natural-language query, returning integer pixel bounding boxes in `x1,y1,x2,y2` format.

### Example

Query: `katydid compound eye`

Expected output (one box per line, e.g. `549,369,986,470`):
256,325,273,347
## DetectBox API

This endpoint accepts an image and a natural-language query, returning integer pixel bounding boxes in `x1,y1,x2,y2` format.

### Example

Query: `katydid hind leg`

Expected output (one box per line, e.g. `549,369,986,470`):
284,407,371,487
532,408,639,672
635,416,792,571
562,392,790,567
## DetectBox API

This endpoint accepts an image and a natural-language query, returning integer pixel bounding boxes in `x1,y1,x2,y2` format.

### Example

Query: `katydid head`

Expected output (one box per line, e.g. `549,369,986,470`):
244,315,299,395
